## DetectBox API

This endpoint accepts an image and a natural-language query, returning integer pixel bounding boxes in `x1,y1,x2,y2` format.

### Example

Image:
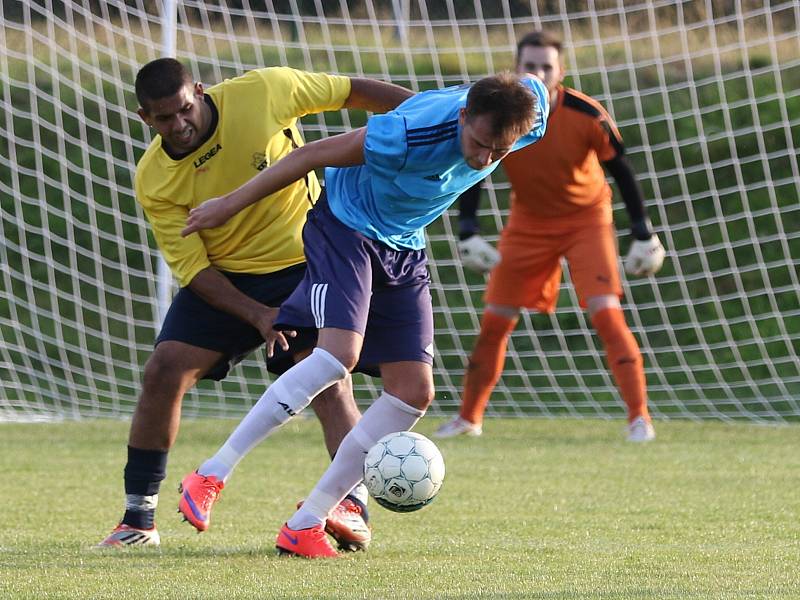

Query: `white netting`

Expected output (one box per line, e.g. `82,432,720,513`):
1,0,798,422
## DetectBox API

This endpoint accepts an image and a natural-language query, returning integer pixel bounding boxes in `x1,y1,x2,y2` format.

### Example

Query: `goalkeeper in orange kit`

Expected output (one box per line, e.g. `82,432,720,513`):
437,30,665,442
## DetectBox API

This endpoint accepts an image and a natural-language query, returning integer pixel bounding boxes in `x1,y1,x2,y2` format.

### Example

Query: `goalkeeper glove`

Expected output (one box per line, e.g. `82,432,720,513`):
457,234,500,274
625,235,665,276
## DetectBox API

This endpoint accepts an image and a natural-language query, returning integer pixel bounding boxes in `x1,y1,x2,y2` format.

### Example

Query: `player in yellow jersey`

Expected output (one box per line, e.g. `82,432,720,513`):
96,58,412,549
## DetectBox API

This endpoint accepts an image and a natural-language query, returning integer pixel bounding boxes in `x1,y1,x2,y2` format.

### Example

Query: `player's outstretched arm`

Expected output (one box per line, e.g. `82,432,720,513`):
181,128,367,237
603,154,666,276
345,78,414,113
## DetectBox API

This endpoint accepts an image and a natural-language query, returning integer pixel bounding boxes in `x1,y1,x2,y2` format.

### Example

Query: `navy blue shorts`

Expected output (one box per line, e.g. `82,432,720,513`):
275,196,434,372
156,264,317,380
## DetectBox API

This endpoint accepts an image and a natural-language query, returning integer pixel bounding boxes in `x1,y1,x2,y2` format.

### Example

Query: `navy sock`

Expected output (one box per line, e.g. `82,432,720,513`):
122,446,167,529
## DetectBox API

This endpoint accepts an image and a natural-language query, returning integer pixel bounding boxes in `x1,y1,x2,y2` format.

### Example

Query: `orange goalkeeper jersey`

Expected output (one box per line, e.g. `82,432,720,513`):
501,85,623,225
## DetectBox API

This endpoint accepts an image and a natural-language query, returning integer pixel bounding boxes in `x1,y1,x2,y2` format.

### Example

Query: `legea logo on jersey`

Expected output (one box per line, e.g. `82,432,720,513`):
193,143,222,169
252,152,269,171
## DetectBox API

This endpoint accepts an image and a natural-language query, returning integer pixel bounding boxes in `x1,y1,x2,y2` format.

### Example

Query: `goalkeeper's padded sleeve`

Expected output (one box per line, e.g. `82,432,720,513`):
602,154,653,240
456,181,483,240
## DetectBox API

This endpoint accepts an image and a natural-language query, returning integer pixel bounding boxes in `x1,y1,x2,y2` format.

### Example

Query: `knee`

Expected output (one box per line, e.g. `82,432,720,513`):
333,352,359,373
586,294,621,317
389,380,435,412
141,345,192,395
317,331,363,373
478,306,518,345
590,307,639,354
476,327,509,347
411,382,435,411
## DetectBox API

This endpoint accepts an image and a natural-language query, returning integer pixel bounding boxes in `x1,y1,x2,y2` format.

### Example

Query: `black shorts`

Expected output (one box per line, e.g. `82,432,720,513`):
156,264,317,380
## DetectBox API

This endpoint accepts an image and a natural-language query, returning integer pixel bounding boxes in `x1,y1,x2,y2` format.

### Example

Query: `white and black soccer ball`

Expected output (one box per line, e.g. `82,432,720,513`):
363,431,445,513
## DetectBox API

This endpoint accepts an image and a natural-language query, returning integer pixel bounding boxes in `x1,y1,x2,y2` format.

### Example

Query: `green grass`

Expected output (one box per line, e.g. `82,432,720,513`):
1,418,798,599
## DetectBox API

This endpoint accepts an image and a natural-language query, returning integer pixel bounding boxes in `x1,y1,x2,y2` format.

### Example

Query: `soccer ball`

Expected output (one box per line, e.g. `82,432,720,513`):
363,431,445,513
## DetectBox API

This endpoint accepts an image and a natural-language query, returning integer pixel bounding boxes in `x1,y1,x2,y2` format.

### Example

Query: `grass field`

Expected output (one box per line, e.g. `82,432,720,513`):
2,11,799,594
2,418,798,599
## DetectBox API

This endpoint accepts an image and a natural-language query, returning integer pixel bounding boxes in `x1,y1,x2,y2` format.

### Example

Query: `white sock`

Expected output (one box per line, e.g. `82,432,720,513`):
348,482,369,506
199,348,347,482
288,392,424,530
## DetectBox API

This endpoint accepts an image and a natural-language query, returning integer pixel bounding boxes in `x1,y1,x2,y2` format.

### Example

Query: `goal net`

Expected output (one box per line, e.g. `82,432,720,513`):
2,0,799,422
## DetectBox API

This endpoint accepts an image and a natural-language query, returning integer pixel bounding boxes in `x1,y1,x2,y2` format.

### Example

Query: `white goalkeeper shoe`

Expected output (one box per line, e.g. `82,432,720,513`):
626,416,656,442
95,523,161,548
434,416,483,438
457,235,500,274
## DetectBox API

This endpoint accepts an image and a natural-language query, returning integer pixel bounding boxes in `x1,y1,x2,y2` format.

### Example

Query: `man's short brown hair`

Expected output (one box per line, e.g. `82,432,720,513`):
516,30,563,61
464,71,537,138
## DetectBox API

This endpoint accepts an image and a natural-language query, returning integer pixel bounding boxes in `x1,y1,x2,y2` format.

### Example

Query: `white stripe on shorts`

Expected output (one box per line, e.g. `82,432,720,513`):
311,283,328,329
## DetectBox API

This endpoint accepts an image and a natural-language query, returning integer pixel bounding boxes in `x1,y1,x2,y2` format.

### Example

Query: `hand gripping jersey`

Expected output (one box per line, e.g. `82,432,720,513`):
135,68,351,286
324,76,549,251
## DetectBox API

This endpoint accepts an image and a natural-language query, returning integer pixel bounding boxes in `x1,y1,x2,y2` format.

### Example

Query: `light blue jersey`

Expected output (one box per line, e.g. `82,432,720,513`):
324,76,550,250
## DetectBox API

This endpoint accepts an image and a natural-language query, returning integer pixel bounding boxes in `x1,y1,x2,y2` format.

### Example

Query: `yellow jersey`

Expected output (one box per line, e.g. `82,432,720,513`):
135,67,351,287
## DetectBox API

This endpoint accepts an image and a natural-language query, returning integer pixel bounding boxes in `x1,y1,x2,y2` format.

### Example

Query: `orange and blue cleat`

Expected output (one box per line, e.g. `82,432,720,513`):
178,471,224,532
275,523,339,558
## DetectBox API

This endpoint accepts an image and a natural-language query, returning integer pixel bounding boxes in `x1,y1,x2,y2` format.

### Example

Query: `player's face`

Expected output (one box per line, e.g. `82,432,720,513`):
459,110,519,171
516,45,564,102
138,82,209,154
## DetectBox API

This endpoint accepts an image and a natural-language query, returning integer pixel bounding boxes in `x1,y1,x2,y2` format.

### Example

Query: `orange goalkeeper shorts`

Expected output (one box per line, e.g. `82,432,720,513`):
485,209,623,313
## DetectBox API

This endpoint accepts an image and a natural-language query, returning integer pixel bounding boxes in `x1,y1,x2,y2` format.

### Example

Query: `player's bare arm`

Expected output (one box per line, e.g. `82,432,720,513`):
188,267,295,356
182,128,367,236
344,77,413,113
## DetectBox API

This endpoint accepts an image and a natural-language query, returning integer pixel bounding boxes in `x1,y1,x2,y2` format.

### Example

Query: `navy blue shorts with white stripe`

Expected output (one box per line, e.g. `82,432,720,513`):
275,195,434,371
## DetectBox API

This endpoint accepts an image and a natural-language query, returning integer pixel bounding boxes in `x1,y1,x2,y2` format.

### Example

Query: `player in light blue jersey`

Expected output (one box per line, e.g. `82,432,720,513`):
325,78,547,250
180,72,548,558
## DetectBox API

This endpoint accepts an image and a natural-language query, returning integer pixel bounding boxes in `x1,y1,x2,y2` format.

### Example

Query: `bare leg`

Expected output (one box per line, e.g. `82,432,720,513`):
128,341,223,450
309,375,360,457
116,341,222,531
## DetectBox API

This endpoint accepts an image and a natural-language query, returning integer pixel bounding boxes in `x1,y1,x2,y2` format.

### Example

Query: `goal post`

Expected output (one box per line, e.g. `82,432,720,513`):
1,0,798,422
155,0,178,325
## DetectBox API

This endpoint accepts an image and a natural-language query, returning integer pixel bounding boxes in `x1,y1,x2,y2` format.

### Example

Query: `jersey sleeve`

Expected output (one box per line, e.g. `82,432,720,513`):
259,67,352,122
512,75,550,151
136,183,210,288
363,111,408,172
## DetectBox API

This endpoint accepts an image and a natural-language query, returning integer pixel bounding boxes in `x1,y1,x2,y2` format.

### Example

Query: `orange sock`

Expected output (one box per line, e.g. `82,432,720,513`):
591,307,650,422
460,311,517,425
